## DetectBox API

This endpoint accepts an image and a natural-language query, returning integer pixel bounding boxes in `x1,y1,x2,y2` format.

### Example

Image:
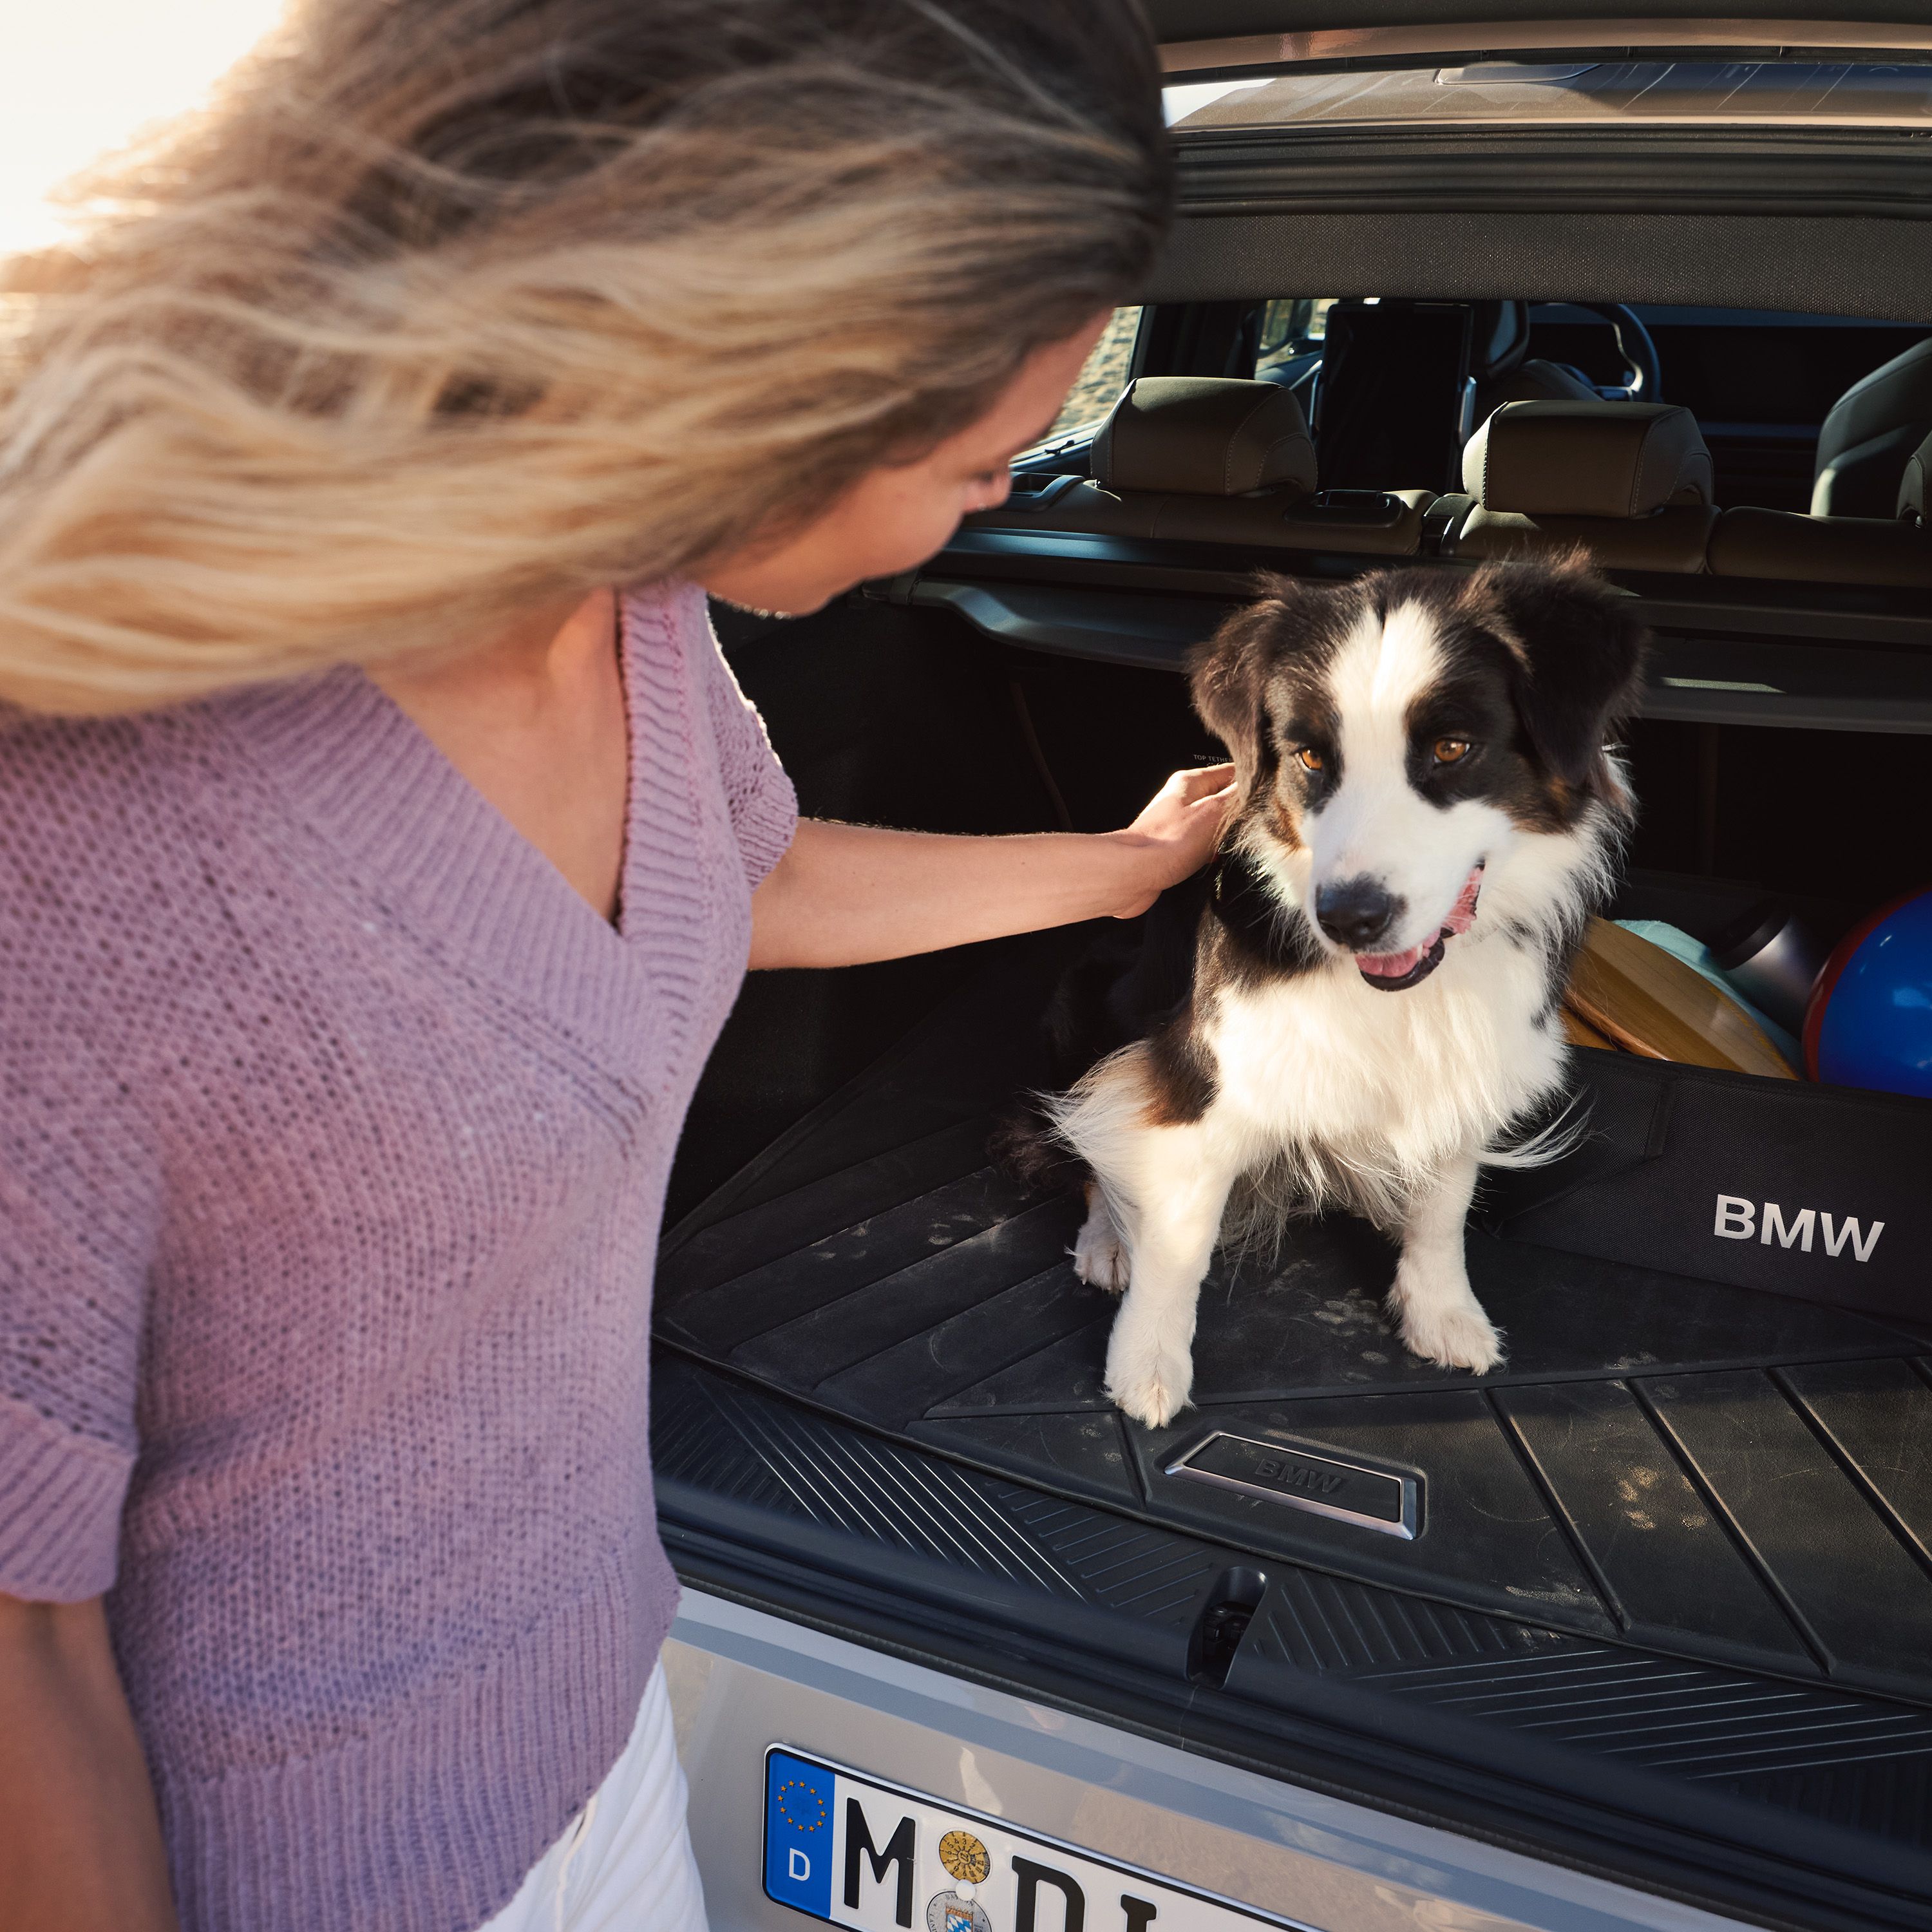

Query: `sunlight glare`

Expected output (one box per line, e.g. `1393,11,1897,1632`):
0,0,288,258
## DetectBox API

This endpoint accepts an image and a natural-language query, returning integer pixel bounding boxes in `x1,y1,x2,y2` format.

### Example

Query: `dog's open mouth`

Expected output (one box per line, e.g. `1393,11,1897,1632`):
1356,864,1484,991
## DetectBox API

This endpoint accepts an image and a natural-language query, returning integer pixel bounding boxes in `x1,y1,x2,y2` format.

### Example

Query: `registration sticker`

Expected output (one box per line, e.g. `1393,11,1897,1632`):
764,1747,1312,1932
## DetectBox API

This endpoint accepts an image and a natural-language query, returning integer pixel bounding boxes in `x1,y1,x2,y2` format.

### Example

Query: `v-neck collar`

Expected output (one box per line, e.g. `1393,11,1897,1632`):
212,586,701,1055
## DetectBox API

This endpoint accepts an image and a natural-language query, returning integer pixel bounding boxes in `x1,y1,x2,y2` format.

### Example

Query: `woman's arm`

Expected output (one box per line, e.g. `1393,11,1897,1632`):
0,1593,177,1931
750,764,1234,971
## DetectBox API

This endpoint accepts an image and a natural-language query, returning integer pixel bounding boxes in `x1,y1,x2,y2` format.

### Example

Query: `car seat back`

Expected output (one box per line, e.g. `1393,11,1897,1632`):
1709,427,1932,587
1451,400,1717,570
1811,336,1932,519
974,377,1430,555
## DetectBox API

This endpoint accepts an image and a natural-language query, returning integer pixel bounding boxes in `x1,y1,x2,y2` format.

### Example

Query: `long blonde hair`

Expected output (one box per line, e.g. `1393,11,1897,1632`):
0,0,1168,715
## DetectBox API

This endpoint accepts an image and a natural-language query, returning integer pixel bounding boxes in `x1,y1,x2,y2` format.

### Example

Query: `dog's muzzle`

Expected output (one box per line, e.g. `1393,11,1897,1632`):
1353,864,1484,990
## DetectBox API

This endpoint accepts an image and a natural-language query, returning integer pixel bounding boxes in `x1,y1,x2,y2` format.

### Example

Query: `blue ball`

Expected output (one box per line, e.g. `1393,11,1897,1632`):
1808,887,1932,1097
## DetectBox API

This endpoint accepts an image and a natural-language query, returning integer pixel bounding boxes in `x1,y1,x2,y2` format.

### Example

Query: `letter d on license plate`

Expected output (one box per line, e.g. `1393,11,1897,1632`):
765,1747,1311,1932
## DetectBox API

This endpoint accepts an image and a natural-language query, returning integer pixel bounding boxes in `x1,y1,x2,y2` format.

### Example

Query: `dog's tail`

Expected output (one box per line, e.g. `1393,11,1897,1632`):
1480,1086,1593,1170
987,1092,1090,1198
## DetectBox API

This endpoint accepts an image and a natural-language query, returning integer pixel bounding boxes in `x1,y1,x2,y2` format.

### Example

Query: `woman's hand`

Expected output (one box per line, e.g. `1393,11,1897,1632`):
1103,763,1236,918
749,766,1237,970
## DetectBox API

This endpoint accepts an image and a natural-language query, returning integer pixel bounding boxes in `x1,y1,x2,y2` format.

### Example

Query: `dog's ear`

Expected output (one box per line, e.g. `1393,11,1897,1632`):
1188,572,1298,762
1482,554,1650,793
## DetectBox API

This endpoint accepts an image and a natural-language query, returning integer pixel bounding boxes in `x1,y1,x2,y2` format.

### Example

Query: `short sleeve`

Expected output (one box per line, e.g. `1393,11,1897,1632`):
0,849,157,1602
688,596,799,889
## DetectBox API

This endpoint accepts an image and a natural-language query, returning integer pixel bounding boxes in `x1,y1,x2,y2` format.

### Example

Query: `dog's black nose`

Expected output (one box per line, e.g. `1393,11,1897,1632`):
1315,876,1403,951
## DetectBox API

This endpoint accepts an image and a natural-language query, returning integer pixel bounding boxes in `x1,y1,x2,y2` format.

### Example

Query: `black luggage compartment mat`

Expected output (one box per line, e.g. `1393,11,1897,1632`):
655,1352,1932,1922
658,940,1932,1709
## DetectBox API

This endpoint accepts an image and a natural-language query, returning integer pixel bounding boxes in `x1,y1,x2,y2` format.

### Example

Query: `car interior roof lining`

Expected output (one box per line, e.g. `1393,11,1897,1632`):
1144,211,1932,317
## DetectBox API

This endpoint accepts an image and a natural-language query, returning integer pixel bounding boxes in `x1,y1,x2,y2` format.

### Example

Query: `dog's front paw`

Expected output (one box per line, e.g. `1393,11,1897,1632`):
1072,1215,1131,1294
1393,1291,1504,1374
1105,1323,1193,1429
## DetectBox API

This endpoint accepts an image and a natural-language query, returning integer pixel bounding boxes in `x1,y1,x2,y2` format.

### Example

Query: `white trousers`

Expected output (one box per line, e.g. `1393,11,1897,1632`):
476,1664,710,1932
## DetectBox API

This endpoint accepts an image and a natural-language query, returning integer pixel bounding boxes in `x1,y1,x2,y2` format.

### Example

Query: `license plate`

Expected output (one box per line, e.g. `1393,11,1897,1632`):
764,1747,1311,1932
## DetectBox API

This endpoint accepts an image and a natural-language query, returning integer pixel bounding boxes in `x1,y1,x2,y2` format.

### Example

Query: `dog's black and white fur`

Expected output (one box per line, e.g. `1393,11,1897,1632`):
1002,556,1648,1429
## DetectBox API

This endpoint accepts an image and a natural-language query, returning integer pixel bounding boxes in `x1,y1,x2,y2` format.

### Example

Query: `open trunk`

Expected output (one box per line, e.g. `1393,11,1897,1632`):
654,592,1932,1932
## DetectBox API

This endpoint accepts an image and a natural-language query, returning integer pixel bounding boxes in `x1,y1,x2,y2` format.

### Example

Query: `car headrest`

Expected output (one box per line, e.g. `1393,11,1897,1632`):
1898,428,1932,522
1091,377,1318,497
1464,400,1714,517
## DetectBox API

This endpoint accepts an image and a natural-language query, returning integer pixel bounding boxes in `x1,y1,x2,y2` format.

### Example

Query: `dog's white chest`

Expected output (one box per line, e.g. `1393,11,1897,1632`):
1205,937,1563,1154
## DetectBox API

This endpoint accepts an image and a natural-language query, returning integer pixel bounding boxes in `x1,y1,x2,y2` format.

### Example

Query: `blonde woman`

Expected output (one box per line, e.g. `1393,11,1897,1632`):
0,4,1229,1929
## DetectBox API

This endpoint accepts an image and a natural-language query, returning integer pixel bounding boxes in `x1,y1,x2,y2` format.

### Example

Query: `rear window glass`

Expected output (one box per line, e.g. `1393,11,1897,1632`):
1166,60,1932,133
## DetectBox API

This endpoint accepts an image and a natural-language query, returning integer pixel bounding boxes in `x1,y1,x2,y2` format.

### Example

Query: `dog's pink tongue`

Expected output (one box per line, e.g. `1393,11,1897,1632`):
1357,942,1426,978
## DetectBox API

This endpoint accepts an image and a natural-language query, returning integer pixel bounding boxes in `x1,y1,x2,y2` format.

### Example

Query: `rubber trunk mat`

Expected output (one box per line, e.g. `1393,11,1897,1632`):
658,940,1932,1707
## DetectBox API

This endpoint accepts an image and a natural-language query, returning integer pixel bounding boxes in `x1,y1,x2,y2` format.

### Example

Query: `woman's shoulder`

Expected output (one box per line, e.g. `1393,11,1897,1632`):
621,579,753,715
621,577,772,771
0,705,234,988
1,704,214,860
620,580,797,887
618,577,711,674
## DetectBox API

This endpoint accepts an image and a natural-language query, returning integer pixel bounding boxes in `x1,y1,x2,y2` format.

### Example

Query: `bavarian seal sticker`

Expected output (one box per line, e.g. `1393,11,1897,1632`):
927,1890,992,1932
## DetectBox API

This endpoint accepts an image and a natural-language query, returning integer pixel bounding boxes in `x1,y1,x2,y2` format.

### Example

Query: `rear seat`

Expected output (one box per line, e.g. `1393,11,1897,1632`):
985,384,1932,592
1448,401,1717,571
973,377,1431,555
1707,427,1932,588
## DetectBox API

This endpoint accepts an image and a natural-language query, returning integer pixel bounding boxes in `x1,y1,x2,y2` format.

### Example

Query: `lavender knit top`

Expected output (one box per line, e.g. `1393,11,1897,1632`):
0,582,797,1932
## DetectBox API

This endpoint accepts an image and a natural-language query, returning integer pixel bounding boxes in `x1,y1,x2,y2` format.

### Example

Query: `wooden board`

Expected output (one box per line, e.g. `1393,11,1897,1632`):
1566,918,1797,1081
1560,1004,1617,1052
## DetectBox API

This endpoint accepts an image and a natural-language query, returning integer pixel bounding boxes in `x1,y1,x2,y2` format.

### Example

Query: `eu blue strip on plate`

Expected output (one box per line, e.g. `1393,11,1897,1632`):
766,1749,837,1918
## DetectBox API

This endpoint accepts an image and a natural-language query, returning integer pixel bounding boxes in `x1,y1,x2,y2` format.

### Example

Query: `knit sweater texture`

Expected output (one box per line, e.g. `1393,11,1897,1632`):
0,581,797,1932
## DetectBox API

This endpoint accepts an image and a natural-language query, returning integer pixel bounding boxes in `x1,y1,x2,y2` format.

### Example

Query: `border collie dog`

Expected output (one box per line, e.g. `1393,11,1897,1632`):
1004,556,1647,1429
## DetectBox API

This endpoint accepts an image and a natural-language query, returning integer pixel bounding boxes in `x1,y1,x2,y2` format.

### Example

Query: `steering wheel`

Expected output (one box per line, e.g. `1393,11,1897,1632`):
1569,302,1662,403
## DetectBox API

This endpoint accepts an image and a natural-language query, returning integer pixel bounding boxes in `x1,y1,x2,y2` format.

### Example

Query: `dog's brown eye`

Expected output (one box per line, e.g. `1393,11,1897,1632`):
1296,746,1324,772
1434,737,1472,765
